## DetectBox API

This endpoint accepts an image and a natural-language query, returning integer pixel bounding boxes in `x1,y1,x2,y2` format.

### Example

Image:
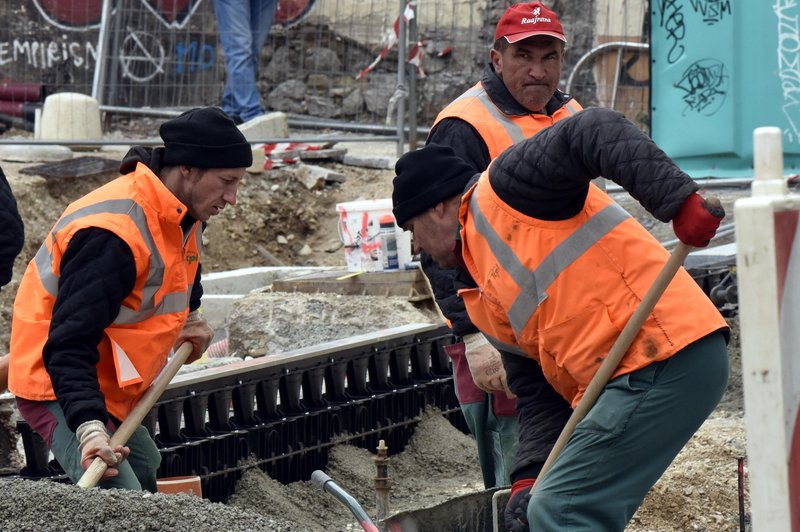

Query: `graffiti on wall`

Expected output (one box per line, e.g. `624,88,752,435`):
32,0,206,30
0,37,97,70
689,0,732,25
675,59,728,116
656,0,686,64
654,0,732,117
776,0,800,143
17,0,316,79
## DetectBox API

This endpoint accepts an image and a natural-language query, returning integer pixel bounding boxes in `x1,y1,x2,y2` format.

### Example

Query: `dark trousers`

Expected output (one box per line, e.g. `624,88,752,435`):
528,331,729,531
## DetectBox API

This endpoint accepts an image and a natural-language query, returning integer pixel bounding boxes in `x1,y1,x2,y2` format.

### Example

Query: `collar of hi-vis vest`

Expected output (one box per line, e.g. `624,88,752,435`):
481,63,571,118
32,165,200,325
132,162,191,225
465,179,631,338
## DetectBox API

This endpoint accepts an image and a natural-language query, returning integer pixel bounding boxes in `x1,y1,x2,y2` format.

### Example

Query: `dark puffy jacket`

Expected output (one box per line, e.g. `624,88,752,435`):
488,107,697,222
486,107,699,479
0,167,24,289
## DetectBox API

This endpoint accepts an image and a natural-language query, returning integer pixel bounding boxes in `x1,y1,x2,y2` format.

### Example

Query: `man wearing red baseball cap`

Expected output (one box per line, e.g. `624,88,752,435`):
417,1,581,520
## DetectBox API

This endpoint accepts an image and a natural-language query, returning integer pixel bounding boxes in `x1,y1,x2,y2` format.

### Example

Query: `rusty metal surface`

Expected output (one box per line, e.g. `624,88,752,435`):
20,156,119,180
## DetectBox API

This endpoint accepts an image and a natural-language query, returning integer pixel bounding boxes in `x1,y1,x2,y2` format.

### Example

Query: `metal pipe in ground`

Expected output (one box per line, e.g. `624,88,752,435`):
374,439,391,524
311,470,379,532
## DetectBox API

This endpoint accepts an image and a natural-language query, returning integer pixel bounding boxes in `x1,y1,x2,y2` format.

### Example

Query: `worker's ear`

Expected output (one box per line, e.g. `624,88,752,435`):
490,48,503,73
431,200,448,219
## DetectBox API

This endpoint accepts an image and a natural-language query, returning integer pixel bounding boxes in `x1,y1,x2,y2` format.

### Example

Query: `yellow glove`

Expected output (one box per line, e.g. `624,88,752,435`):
463,333,515,399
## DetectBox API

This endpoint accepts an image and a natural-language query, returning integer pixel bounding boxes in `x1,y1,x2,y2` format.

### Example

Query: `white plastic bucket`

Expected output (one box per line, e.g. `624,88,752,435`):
336,199,411,272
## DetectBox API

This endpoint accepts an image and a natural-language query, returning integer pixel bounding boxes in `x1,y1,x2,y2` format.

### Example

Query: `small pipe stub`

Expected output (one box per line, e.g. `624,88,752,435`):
374,439,391,523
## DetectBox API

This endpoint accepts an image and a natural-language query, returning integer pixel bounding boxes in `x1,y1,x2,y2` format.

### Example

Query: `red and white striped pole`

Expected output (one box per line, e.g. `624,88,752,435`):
735,126,798,531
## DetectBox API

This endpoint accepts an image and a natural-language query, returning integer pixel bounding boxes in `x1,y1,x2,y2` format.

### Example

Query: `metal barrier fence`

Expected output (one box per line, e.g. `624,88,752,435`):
0,0,650,140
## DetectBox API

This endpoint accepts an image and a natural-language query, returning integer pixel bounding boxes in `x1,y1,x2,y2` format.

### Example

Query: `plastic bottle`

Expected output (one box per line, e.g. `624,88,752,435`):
379,214,399,270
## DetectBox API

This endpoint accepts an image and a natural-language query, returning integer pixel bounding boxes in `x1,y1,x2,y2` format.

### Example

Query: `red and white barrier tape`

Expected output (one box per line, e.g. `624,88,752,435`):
356,1,426,80
263,141,325,170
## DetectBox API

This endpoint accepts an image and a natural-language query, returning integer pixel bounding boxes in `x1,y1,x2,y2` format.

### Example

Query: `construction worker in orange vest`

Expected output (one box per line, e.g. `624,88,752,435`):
8,107,252,491
0,165,24,392
420,1,579,491
392,107,729,531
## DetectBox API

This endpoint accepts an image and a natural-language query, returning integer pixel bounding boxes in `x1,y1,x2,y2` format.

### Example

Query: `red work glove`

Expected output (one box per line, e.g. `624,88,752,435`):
672,192,725,248
504,477,536,531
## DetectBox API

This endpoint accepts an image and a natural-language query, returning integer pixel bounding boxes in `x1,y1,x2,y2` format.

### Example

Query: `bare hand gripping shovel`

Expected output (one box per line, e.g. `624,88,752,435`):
77,342,193,489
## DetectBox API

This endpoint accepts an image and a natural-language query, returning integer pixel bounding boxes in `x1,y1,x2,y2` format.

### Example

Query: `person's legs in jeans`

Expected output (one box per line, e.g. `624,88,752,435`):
251,0,277,62
214,0,274,121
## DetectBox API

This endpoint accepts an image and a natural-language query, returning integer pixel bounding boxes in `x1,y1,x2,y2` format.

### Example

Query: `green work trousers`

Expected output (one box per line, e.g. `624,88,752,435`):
46,402,161,492
527,331,729,531
456,382,519,488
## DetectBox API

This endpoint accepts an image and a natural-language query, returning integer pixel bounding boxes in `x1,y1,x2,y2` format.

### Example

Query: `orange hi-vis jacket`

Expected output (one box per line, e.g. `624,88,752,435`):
431,81,582,160
457,175,728,408
9,162,202,421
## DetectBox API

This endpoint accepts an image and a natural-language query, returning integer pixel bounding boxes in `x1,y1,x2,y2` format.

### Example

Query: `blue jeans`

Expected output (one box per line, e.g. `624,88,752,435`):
213,0,278,121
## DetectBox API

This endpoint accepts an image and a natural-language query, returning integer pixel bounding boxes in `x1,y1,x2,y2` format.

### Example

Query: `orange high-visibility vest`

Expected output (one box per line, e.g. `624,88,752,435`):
431,81,582,160
9,162,202,421
458,174,728,408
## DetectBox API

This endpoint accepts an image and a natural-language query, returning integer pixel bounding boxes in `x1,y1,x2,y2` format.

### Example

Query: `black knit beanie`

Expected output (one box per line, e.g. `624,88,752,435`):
392,144,476,227
160,107,253,168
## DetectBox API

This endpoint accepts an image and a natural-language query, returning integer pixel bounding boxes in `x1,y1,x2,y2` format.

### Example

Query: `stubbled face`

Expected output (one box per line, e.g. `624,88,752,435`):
404,206,460,269
182,167,245,222
490,35,565,113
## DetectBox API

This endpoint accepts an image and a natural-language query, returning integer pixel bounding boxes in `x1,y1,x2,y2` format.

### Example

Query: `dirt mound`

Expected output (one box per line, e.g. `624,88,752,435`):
228,407,485,531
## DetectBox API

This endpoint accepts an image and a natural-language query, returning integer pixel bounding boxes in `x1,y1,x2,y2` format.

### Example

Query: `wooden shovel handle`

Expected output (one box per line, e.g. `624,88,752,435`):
77,342,194,489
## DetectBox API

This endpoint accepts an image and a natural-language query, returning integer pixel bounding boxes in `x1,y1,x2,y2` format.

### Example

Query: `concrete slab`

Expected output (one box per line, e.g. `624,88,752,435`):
0,144,73,163
238,112,289,141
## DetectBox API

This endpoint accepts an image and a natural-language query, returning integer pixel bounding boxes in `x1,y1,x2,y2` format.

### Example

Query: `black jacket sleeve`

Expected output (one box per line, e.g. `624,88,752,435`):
490,107,699,222
427,118,491,176
189,262,203,312
0,167,24,289
44,228,136,431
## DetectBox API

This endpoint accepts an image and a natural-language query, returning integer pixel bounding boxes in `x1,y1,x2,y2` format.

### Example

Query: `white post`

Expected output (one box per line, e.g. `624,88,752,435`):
735,127,800,532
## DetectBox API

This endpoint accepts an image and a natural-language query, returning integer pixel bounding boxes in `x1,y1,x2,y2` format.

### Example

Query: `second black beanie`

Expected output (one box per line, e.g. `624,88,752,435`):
392,143,476,227
160,107,253,169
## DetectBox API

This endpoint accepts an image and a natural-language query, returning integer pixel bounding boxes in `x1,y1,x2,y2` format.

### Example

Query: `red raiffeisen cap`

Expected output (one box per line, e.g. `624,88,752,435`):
494,2,567,44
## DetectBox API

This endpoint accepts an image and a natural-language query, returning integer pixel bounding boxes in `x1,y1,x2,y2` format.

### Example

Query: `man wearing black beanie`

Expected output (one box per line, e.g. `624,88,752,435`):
393,108,729,531
9,107,252,492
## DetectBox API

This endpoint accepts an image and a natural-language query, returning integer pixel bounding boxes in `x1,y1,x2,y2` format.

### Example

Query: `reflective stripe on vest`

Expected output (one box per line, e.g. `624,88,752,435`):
33,198,175,325
565,101,580,115
469,86,527,145
112,339,142,386
468,193,632,337
450,86,580,139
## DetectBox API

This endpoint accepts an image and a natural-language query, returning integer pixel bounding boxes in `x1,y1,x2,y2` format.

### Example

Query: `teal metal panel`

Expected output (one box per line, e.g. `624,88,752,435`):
651,0,800,177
